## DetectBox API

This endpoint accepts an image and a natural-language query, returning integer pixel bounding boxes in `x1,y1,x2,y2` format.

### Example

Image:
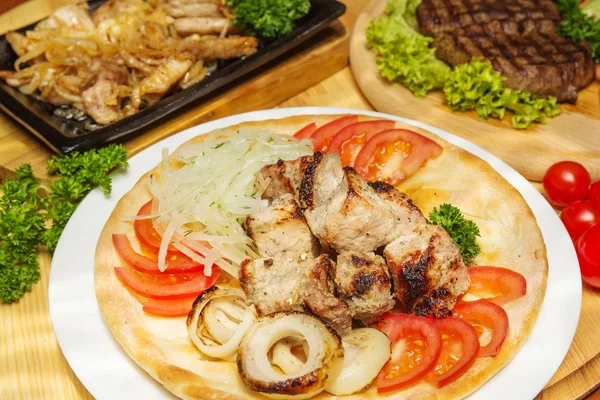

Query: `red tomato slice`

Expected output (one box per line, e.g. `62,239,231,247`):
143,296,197,317
293,123,317,140
114,266,219,299
327,120,395,166
464,266,527,306
354,129,443,185
453,301,509,357
134,201,181,253
113,234,205,274
310,115,358,152
376,314,441,393
426,318,480,388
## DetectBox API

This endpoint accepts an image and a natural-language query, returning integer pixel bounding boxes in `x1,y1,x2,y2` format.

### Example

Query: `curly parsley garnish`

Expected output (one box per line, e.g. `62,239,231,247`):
0,144,128,303
227,0,311,39
429,204,481,264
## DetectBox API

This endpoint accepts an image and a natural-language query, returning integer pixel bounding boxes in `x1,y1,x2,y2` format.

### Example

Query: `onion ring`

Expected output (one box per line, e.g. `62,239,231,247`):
238,311,344,399
187,287,255,360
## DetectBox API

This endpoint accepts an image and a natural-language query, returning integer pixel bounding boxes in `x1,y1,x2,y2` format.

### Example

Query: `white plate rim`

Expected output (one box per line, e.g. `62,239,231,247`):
48,106,582,400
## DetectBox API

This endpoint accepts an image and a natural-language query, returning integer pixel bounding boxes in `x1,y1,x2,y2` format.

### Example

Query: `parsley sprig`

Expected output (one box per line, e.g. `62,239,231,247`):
0,144,128,303
227,0,311,39
556,0,600,63
429,204,481,264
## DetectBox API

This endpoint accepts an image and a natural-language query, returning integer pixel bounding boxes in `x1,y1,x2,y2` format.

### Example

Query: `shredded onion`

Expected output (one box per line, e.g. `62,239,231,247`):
146,128,312,278
187,287,255,360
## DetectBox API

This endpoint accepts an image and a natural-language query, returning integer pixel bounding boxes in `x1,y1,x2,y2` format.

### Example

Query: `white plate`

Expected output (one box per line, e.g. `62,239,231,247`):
49,107,581,400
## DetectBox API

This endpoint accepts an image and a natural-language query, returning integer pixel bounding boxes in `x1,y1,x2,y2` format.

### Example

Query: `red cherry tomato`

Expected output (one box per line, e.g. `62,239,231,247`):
560,200,600,242
587,181,600,208
293,123,317,140
354,129,443,185
425,318,480,388
464,266,527,306
543,161,591,208
576,223,600,288
453,300,509,357
114,266,220,299
113,234,205,274
310,115,358,152
134,200,181,253
143,296,197,317
376,313,441,392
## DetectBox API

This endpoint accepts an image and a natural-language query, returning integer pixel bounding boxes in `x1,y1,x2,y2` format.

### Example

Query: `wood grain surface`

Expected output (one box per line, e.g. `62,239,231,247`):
349,0,600,183
1,0,600,399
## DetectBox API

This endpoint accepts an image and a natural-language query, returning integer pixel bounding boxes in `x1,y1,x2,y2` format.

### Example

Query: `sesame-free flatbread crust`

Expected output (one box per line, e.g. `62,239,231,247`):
95,114,547,399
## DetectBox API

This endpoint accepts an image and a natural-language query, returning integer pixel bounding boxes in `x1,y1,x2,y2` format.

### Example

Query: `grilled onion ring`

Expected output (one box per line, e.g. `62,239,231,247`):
238,311,344,399
187,286,255,360
325,328,391,395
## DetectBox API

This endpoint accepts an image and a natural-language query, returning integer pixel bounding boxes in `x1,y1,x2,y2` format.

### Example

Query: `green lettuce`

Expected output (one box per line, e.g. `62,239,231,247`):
443,58,560,129
366,0,451,98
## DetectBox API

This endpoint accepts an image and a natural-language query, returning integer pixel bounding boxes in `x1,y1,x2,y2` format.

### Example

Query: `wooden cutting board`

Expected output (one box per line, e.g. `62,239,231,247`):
350,0,600,182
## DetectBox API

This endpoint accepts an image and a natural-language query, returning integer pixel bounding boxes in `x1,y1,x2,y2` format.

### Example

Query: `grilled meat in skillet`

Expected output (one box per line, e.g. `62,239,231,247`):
417,0,596,103
384,224,470,318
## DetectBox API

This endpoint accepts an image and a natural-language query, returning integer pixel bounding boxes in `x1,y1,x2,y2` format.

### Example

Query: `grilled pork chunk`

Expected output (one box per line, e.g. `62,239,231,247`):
384,224,470,318
368,181,428,235
240,254,352,334
302,163,424,253
246,194,318,259
255,154,317,202
333,252,395,321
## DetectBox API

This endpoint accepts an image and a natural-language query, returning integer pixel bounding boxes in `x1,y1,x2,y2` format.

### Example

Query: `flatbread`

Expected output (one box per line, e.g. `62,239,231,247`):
95,114,547,399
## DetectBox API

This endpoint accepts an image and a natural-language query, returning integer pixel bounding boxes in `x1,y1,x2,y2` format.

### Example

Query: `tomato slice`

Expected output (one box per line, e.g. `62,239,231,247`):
376,314,441,393
453,301,509,357
310,115,358,152
293,123,317,140
134,200,181,253
426,318,480,388
465,266,527,306
354,129,443,185
327,120,395,166
143,296,197,317
113,234,204,274
114,266,220,299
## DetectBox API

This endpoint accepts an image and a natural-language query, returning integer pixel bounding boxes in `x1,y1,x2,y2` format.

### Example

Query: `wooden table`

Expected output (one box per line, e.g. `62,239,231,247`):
1,1,600,399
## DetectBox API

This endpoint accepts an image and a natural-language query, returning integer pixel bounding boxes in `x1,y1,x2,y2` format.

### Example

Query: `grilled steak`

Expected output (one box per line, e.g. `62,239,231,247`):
254,155,317,202
333,252,395,321
384,224,470,318
417,0,596,103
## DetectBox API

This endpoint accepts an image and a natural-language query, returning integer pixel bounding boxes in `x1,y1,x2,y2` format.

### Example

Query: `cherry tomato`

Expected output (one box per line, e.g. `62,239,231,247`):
134,200,181,253
453,301,509,357
425,318,480,388
376,313,441,392
543,161,591,208
464,266,527,306
560,200,600,242
326,120,395,166
293,123,317,140
576,223,600,288
310,115,358,152
113,234,205,274
114,266,220,299
143,296,197,317
354,129,443,185
587,181,600,208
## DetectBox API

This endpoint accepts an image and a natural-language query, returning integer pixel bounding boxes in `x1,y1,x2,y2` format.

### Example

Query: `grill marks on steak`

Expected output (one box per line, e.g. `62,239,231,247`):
417,0,596,103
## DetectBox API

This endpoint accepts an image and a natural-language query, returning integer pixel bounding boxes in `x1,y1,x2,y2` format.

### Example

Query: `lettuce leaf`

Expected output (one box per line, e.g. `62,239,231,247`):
366,0,451,98
443,58,560,129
